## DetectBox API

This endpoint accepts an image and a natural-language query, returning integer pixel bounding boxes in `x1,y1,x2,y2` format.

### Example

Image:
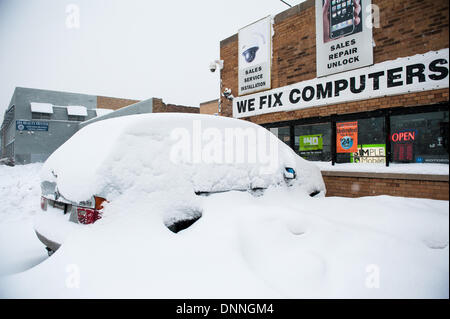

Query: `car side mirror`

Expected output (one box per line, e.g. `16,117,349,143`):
284,167,296,179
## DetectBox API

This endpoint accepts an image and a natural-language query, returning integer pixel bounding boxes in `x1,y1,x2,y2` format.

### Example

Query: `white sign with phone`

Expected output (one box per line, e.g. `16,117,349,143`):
315,0,373,77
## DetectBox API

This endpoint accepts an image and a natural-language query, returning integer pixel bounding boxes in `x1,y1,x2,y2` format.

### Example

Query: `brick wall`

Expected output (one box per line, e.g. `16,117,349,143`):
200,99,219,115
322,171,449,200
243,89,449,125
152,98,199,114
219,0,450,122
97,96,140,111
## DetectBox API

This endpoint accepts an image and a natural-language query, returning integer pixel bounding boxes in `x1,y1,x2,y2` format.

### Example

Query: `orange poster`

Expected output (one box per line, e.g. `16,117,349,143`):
336,121,358,153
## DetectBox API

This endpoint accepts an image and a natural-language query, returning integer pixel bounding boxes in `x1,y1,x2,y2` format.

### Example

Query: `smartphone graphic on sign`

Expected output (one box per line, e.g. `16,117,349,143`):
330,0,355,38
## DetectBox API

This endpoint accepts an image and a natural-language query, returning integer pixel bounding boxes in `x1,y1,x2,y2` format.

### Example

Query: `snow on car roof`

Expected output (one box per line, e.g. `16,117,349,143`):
40,113,324,203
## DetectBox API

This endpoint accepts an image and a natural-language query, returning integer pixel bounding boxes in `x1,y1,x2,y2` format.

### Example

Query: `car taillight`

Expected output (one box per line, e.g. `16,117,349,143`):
94,196,107,211
77,207,101,225
40,197,47,211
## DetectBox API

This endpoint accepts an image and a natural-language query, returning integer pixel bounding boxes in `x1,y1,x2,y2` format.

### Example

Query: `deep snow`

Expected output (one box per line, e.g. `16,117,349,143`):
0,162,448,298
0,163,47,276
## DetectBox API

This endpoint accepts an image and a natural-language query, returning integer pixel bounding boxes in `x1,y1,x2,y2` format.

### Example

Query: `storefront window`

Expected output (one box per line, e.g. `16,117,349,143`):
265,108,448,166
32,112,51,120
269,126,291,147
390,111,449,164
294,123,331,161
336,117,386,164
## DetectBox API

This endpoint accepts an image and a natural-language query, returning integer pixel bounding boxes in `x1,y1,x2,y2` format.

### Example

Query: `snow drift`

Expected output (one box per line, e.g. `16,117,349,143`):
0,160,448,298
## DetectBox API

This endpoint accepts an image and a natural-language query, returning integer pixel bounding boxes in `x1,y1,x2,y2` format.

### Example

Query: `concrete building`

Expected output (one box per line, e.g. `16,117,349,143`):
218,0,449,200
1,87,198,164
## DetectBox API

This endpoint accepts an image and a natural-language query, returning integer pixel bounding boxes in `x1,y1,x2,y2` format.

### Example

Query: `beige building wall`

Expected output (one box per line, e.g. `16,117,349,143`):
200,99,219,115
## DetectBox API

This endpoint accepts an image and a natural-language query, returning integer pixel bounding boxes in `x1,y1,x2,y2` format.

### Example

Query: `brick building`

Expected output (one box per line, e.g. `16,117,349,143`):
218,0,449,199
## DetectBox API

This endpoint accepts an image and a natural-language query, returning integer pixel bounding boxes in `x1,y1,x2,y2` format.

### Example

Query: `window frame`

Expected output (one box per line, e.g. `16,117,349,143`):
68,115,86,122
31,112,52,120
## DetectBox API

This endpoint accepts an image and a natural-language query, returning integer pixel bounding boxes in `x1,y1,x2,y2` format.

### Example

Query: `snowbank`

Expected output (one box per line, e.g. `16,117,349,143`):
0,163,47,276
0,162,448,298
1,188,448,298
0,163,43,223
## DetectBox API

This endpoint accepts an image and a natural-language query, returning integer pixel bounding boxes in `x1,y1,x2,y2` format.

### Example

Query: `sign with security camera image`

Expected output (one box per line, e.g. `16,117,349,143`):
315,0,373,77
238,16,272,96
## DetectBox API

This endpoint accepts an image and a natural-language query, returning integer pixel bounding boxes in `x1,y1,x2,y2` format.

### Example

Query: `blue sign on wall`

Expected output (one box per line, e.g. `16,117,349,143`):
16,120,49,132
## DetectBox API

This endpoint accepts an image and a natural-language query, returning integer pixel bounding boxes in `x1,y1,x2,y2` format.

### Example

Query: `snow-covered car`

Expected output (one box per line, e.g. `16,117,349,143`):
35,113,325,255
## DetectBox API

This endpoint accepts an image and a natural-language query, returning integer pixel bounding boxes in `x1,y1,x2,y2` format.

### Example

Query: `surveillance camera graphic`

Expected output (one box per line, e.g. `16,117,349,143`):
241,32,266,63
242,46,259,63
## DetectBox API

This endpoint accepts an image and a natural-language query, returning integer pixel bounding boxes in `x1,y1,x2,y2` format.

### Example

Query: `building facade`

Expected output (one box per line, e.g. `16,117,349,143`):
200,99,219,115
1,87,198,164
219,0,449,199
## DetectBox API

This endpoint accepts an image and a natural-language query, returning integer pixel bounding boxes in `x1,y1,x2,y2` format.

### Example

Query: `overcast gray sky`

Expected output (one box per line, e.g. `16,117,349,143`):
0,0,305,116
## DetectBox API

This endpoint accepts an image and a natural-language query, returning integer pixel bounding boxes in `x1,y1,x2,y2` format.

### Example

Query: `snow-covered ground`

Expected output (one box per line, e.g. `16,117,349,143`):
0,163,48,277
0,163,448,298
316,162,449,175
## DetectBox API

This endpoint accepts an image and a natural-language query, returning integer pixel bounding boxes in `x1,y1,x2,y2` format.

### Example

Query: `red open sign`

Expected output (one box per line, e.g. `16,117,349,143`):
392,131,416,143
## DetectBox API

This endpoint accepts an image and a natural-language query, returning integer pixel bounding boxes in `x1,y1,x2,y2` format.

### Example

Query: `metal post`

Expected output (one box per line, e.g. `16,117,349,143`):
218,67,222,115
280,0,292,7
385,111,391,167
290,125,295,152
331,118,337,165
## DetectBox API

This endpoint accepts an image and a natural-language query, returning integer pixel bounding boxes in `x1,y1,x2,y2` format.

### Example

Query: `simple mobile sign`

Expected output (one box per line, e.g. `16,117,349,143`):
233,49,449,118
351,144,386,163
16,120,49,131
238,16,272,96
315,0,373,77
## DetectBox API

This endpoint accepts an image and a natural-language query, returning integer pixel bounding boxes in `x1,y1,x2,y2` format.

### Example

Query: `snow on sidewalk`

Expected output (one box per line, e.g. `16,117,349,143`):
0,163,47,276
0,163,448,298
316,162,449,175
